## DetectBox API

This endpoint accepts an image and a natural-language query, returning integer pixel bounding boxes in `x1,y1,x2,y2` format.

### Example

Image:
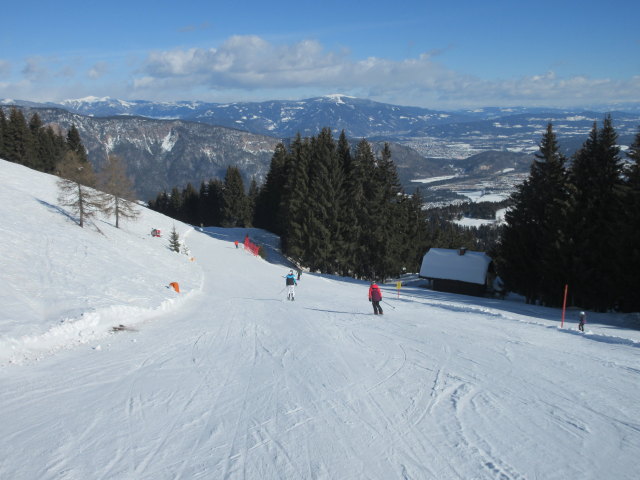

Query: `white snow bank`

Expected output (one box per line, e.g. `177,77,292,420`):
0,159,203,365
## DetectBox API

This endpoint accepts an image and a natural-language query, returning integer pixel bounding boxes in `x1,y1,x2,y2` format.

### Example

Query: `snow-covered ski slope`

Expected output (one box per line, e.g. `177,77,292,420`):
1,159,639,479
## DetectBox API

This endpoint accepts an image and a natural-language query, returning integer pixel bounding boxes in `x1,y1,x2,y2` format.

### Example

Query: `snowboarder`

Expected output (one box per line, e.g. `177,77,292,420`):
368,281,383,315
579,311,586,332
285,270,297,301
234,240,239,249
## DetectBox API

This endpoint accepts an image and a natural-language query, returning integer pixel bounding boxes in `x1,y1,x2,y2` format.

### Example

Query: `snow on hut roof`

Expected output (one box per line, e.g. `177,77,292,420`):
419,248,492,285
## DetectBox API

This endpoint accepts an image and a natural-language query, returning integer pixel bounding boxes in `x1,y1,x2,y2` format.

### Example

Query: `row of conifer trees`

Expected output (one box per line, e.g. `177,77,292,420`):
150,130,422,279
149,129,479,280
253,129,426,280
496,116,640,312
0,107,87,172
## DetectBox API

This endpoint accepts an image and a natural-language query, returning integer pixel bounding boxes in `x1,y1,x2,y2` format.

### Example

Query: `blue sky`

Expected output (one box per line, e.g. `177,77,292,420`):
1,0,638,108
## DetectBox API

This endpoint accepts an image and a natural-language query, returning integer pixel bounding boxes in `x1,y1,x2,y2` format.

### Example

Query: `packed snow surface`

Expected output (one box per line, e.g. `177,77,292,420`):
1,159,639,479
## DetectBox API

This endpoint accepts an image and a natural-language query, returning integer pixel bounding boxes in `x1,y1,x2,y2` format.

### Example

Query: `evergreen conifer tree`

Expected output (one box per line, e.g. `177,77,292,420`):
206,179,225,226
303,130,335,272
168,187,183,220
534,124,572,306
247,177,259,228
0,109,7,159
396,188,429,273
148,190,170,215
26,113,44,170
181,183,199,226
280,135,310,264
168,225,181,253
66,125,88,163
374,143,403,280
303,128,345,273
618,128,640,311
568,116,624,310
336,130,360,276
253,143,289,232
497,123,570,304
353,138,379,279
5,107,33,166
221,166,248,227
37,125,66,173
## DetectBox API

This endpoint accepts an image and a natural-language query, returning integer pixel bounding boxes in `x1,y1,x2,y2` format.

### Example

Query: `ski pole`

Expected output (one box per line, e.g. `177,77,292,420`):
381,299,396,310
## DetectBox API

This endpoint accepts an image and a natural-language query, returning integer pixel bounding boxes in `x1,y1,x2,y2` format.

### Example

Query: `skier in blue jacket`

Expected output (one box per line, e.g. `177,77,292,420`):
285,270,297,301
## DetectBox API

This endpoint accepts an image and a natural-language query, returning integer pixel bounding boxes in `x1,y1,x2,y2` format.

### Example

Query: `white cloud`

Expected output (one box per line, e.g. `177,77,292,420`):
21,57,49,81
2,35,639,109
88,62,108,80
0,60,11,78
139,35,455,92
132,35,640,108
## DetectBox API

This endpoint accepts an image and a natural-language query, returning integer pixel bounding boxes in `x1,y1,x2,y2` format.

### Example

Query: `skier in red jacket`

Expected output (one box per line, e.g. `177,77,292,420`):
368,281,383,315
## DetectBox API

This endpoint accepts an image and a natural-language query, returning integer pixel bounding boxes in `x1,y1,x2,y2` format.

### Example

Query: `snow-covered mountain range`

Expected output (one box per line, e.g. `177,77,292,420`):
7,95,640,154
3,95,639,203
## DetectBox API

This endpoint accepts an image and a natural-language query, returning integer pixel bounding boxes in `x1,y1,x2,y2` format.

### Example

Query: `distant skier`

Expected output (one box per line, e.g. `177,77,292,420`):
285,270,297,301
579,311,586,332
368,281,383,315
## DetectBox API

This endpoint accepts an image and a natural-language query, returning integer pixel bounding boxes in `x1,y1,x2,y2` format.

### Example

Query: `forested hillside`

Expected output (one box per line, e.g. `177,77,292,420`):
497,118,640,312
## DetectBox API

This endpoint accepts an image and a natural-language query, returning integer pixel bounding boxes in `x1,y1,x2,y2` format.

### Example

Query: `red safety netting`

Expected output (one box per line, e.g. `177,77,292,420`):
244,236,260,256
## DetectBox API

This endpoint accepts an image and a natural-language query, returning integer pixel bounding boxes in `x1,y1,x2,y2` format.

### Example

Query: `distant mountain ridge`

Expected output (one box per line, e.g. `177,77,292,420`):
6,106,280,201
3,96,639,205
5,95,639,160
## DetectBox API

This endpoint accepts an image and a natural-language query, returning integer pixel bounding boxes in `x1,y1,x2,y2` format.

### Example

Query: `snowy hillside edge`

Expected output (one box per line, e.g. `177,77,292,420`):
0,159,203,365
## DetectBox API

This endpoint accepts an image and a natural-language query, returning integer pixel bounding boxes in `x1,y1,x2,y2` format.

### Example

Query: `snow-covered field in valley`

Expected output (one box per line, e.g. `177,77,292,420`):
1,159,639,479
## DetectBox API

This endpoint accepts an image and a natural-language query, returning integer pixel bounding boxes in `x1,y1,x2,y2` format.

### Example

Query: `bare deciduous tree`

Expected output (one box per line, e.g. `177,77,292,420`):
57,152,106,228
98,154,140,228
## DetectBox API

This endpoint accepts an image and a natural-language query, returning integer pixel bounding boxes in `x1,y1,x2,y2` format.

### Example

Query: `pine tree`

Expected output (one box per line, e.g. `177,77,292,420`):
0,108,7,159
246,177,259,228
336,130,360,276
253,143,289,232
57,151,105,228
26,113,44,170
497,123,570,304
374,142,403,280
168,225,181,253
303,128,344,273
37,125,66,173
181,183,199,225
148,190,170,215
0,108,67,172
397,188,429,273
221,166,248,227
205,178,224,226
66,125,88,163
568,115,624,310
280,135,310,264
353,138,378,279
168,187,183,220
534,124,572,306
618,128,640,311
5,107,33,166
98,154,140,228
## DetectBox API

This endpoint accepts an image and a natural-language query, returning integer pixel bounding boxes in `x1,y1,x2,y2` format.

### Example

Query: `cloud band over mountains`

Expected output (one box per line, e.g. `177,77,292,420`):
1,35,638,108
